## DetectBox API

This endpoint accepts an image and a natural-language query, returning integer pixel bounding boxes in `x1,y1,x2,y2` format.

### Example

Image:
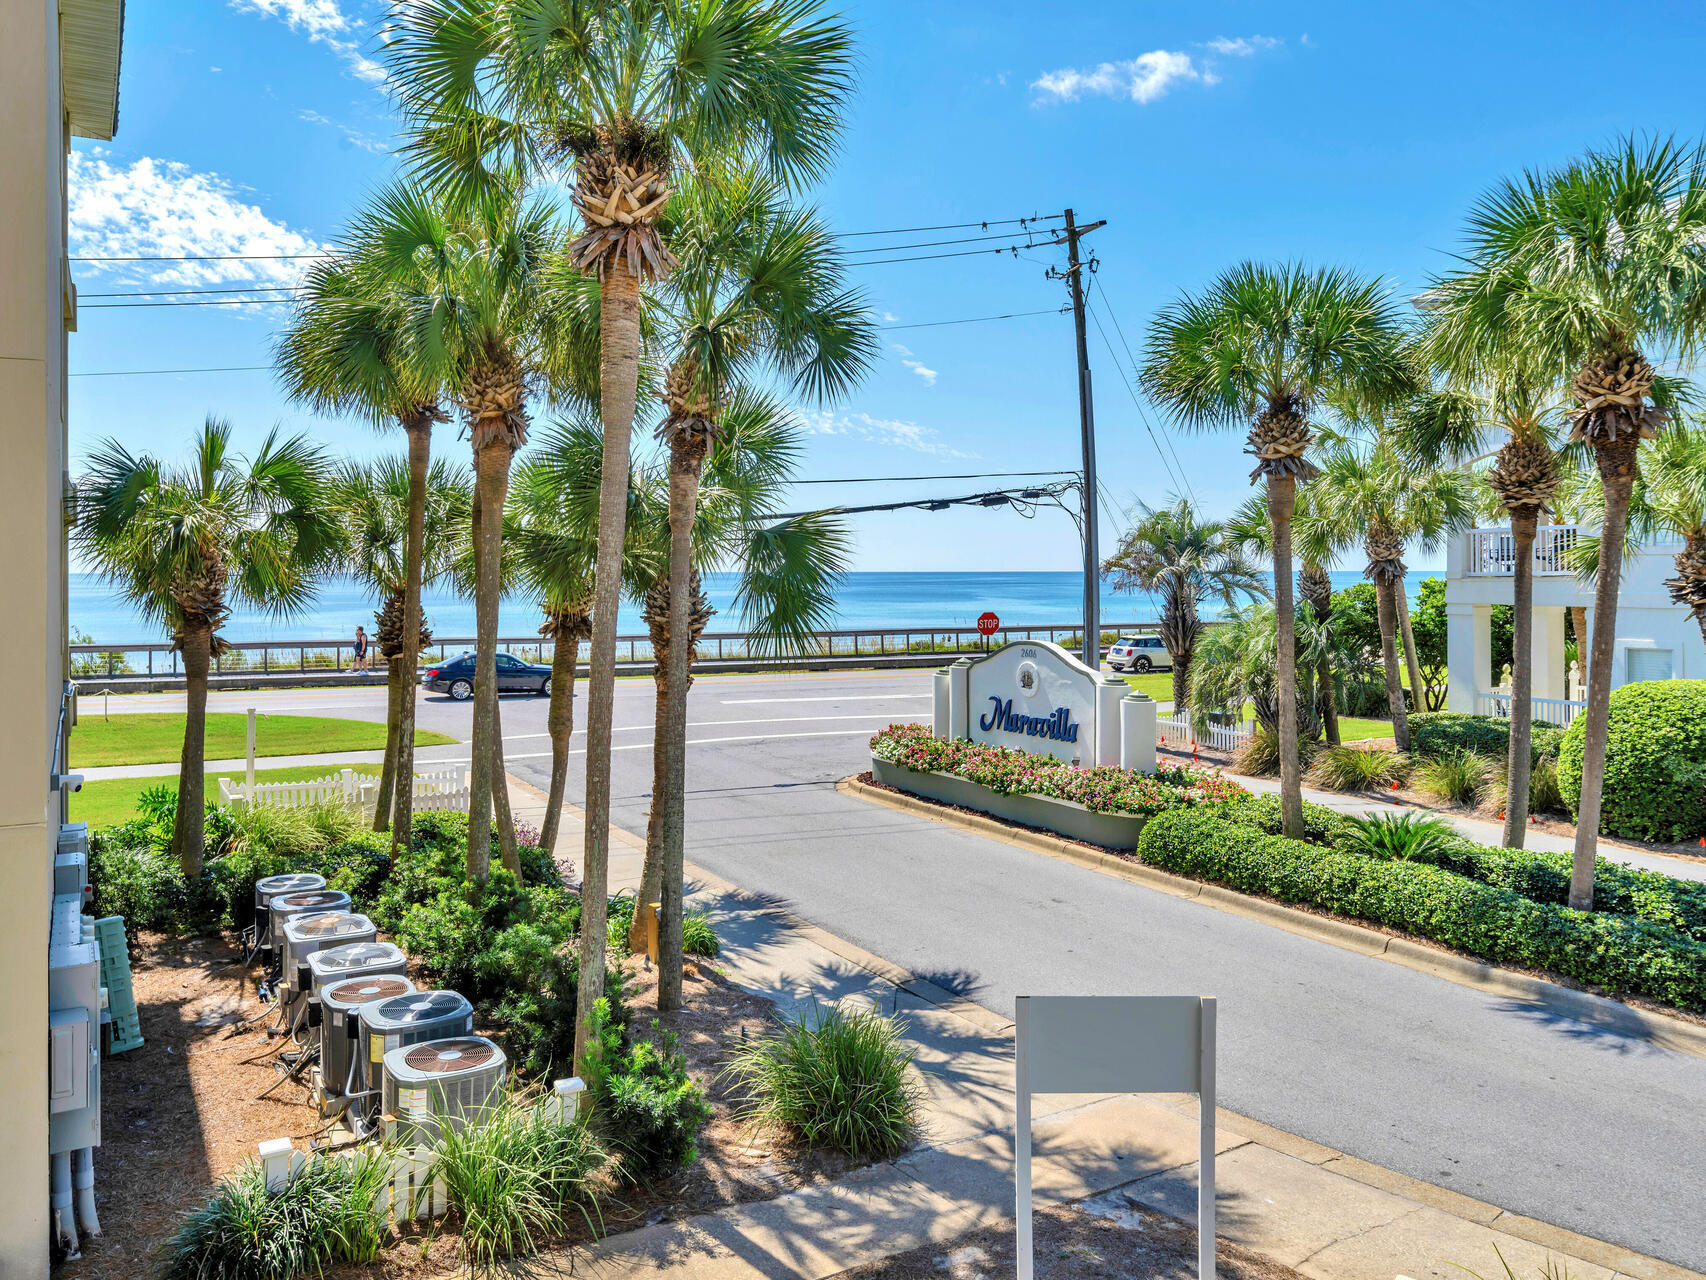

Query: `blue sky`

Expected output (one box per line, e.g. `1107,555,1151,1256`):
68,0,1706,572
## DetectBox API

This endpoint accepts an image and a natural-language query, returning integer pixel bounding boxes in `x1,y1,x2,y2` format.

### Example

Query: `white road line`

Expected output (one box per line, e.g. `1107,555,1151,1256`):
437,726,883,764
718,694,932,705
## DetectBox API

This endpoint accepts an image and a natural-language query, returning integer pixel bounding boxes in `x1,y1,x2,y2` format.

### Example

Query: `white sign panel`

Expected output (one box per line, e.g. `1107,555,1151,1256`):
965,640,1095,758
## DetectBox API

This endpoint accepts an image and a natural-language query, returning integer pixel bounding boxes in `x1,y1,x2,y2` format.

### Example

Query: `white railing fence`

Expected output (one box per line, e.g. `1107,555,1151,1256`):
1157,712,1255,754
1474,691,1586,727
1465,525,1580,577
219,765,470,817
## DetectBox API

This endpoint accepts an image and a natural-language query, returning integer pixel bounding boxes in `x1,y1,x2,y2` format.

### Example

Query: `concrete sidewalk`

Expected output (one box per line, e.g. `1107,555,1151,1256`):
504,776,1694,1280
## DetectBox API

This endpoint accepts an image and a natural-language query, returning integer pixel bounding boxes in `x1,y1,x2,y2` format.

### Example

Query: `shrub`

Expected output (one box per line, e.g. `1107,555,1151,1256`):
1526,756,1567,816
1558,680,1706,842
87,838,225,938
1414,749,1498,806
722,1003,925,1160
1135,809,1706,1012
430,1093,608,1268
162,1151,390,1280
682,908,721,958
1210,791,1351,845
1334,811,1458,862
870,723,1248,816
1408,713,1564,763
1234,726,1319,779
587,1007,712,1185
1309,746,1410,793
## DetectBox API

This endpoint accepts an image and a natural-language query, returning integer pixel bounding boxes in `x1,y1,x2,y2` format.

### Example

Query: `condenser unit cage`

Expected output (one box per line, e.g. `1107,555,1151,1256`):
381,1036,508,1148
320,975,417,1102
280,912,375,1004
355,991,475,1101
252,873,327,951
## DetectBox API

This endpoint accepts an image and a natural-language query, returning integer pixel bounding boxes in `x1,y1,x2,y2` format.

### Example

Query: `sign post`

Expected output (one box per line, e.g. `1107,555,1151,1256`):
976,611,999,651
1015,995,1217,1280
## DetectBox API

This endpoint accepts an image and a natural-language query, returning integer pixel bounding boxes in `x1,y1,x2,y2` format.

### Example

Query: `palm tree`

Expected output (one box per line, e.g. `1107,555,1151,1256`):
1101,498,1268,709
274,217,450,850
1424,136,1706,907
641,171,874,1005
1139,264,1410,837
1188,600,1339,748
1646,424,1706,646
329,458,472,831
74,420,339,875
383,0,858,1073
626,386,851,1007
1300,435,1475,753
1397,377,1569,844
345,181,563,882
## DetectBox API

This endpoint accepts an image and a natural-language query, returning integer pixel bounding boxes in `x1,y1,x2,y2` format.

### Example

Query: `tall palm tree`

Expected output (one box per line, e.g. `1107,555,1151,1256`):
1397,377,1569,843
329,458,472,830
384,0,859,1073
1300,436,1475,753
641,171,875,1004
1101,498,1268,709
274,218,450,850
1139,264,1410,837
625,386,851,1007
346,181,563,882
1424,136,1706,907
74,420,339,875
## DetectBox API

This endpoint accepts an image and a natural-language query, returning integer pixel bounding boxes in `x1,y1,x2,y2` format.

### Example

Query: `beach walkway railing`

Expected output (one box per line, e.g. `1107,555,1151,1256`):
72,620,1159,679
219,765,470,817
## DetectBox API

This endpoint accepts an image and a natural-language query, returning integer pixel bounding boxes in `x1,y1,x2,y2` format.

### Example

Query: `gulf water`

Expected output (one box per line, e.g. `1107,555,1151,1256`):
71,570,1431,645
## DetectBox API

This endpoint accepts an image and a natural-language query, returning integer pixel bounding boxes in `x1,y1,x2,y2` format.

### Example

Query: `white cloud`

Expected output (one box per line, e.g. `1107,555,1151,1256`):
890,342,913,357
1204,35,1281,57
230,0,385,83
889,342,938,385
68,151,325,287
1031,50,1199,105
881,311,900,324
797,410,973,459
299,108,388,154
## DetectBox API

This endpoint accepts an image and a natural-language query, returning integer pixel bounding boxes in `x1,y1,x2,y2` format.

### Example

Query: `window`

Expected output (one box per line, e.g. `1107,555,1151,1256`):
496,654,523,670
1627,648,1674,683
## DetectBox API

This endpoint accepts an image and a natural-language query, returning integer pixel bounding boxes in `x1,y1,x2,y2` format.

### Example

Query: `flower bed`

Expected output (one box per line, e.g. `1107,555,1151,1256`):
870,723,1246,816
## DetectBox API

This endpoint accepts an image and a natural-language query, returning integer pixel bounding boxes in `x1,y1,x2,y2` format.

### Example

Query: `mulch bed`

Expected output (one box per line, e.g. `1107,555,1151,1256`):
61,929,864,1279
824,1197,1300,1280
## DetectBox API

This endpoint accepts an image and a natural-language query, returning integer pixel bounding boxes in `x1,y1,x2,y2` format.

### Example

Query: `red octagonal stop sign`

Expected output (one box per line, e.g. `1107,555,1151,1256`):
977,611,1000,636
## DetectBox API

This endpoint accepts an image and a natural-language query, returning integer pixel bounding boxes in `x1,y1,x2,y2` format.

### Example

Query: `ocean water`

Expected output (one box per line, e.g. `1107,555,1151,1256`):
70,570,1430,645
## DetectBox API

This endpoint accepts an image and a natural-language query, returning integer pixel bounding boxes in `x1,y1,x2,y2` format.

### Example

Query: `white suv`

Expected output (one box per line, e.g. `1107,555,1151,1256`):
1108,634,1172,673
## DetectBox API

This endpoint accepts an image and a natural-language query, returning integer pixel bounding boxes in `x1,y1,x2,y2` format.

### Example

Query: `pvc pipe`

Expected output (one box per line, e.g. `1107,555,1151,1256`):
51,1152,79,1258
73,1148,100,1238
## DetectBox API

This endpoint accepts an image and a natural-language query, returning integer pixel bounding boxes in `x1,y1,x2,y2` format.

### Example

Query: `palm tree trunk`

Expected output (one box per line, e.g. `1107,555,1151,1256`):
630,667,668,954
1267,476,1304,839
658,438,704,1012
1570,434,1641,910
578,254,642,1074
540,621,580,855
1303,560,1340,746
373,655,403,832
1374,578,1411,752
466,439,511,883
492,693,520,875
1503,508,1537,847
1394,580,1424,714
174,623,213,879
392,415,432,850
1171,651,1189,709
1571,606,1589,697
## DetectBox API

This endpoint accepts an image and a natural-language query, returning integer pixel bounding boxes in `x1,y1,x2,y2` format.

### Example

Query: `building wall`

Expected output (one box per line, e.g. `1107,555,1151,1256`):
0,1,66,1272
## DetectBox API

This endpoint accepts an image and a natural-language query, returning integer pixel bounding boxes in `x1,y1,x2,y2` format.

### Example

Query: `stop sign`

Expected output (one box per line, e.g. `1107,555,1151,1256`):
977,611,1000,637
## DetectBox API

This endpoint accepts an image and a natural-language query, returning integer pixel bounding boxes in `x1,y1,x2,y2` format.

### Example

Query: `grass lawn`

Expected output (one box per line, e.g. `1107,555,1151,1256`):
69,763,385,829
69,713,455,768
1114,672,1395,742
1117,671,1176,700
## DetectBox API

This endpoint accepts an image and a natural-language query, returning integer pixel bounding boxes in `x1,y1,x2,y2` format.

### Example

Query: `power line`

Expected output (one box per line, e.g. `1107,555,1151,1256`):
70,365,274,378
880,307,1067,331
1090,280,1197,505
837,215,1062,238
844,229,1063,255
79,285,301,298
770,480,1078,522
1083,282,1191,501
81,298,295,309
850,237,1068,268
790,469,1075,485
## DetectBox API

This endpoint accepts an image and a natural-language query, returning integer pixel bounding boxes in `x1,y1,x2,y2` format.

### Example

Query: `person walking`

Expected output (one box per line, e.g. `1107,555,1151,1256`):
353,624,370,674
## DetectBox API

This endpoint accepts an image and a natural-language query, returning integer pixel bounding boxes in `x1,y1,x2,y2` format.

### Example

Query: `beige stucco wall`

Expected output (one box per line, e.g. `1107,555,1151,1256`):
0,0,66,1273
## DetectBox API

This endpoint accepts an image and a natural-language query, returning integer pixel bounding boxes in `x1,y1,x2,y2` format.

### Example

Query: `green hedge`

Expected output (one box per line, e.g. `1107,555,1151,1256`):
1408,713,1564,763
1558,680,1706,842
1136,809,1706,1012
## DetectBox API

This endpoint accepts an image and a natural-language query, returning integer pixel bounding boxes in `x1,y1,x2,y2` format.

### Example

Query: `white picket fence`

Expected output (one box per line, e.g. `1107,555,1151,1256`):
1157,711,1255,754
219,765,471,817
1475,691,1586,727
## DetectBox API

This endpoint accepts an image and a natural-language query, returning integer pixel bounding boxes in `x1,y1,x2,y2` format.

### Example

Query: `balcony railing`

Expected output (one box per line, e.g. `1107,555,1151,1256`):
1464,525,1580,577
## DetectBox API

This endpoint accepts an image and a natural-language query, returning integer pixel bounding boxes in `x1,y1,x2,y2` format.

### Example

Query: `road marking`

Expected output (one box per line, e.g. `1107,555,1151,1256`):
438,726,884,764
719,694,933,705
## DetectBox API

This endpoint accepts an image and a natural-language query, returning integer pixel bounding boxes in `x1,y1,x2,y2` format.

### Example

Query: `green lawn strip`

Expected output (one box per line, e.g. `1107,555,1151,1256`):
1117,672,1178,700
70,763,384,828
69,712,455,768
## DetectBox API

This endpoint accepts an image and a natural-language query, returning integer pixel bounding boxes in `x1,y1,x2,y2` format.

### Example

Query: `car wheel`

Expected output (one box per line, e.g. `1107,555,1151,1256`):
449,678,473,702
539,676,551,697
1135,656,1153,673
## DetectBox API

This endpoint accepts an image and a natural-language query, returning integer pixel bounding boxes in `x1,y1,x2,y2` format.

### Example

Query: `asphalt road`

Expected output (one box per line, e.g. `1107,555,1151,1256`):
99,672,1706,1266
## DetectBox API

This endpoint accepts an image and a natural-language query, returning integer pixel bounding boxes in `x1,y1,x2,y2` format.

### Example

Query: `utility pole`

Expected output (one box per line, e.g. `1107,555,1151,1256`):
1050,209,1106,671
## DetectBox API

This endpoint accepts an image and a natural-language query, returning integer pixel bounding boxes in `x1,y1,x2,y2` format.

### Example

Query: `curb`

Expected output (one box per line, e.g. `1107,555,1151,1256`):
838,774,1706,1065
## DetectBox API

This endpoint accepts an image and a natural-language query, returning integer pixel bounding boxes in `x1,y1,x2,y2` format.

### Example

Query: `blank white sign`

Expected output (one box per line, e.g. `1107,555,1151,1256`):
1018,995,1202,1094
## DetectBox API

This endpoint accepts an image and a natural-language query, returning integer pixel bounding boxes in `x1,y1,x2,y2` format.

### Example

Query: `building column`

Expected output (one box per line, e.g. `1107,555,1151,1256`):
1531,606,1567,702
1447,603,1490,713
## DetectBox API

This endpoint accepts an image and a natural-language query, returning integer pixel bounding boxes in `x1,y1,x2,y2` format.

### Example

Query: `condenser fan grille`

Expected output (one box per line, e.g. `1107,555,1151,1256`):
277,892,344,912
296,913,362,937
404,1039,500,1073
328,977,411,1004
319,943,394,967
258,874,323,895
378,993,467,1025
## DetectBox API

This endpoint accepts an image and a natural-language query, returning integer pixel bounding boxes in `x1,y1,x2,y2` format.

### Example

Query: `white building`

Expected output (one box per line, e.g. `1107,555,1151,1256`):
1445,521,1704,724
